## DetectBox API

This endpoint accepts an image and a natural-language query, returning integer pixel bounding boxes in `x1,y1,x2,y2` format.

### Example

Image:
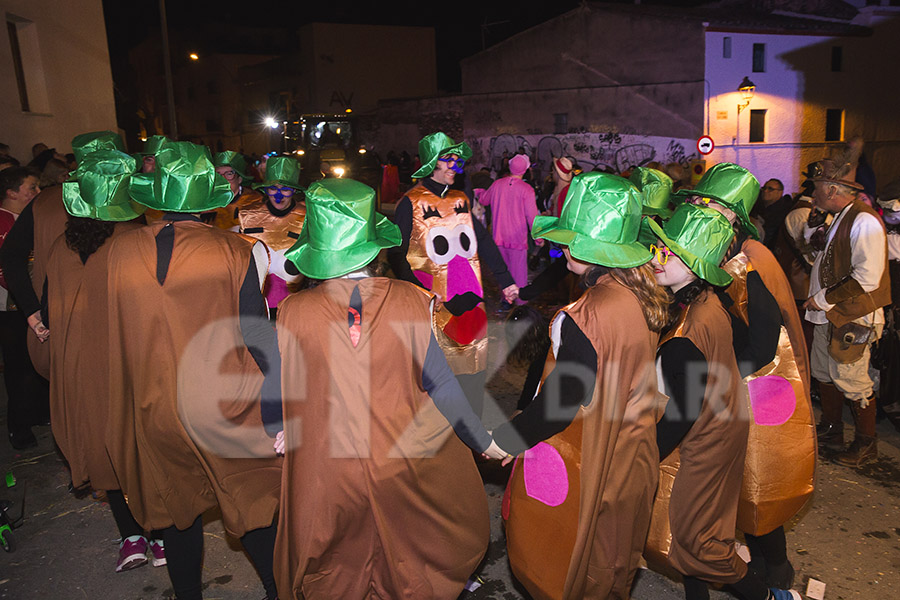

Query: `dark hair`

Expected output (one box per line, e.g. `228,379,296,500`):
40,158,69,188
0,166,38,198
664,279,711,330
0,156,20,169
766,178,784,191
64,216,115,257
505,305,549,367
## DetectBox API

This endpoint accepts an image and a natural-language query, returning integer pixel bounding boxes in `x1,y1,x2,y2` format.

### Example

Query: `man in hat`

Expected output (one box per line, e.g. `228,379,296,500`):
387,132,518,417
478,153,541,301
106,141,282,600
238,155,305,318
206,150,262,230
803,150,890,467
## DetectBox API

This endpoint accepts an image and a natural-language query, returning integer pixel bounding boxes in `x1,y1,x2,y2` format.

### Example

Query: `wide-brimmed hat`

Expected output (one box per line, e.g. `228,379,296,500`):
129,141,233,212
285,178,401,279
630,167,673,218
253,156,303,191
531,172,651,268
674,162,760,239
643,203,735,287
71,131,126,164
215,150,254,183
412,132,472,179
808,145,864,192
62,149,145,221
136,135,170,156
554,157,574,182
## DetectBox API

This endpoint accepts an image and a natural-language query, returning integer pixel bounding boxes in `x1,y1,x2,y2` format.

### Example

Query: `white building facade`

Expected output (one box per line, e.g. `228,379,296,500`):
1,0,118,160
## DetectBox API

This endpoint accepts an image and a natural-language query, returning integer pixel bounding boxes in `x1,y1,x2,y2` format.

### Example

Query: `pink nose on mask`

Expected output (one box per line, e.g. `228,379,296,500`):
446,255,482,300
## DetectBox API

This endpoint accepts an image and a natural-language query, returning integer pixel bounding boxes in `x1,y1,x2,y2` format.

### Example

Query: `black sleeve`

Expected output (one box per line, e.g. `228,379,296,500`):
0,202,39,316
422,334,492,452
656,337,706,460
733,271,783,377
493,317,597,455
473,218,515,289
386,197,424,288
517,337,552,411
40,277,48,327
518,258,569,302
239,257,282,436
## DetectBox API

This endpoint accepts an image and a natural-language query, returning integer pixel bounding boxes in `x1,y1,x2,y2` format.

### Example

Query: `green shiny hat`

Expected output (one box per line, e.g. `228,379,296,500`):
253,156,302,191
531,172,651,268
673,162,760,239
137,135,170,156
630,167,673,218
62,150,145,221
412,132,473,179
215,151,254,183
643,203,735,287
129,141,233,212
285,178,401,279
71,131,126,164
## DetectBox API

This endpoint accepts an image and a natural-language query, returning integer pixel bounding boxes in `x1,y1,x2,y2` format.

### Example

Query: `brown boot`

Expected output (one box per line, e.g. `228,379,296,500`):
815,382,845,448
834,397,878,467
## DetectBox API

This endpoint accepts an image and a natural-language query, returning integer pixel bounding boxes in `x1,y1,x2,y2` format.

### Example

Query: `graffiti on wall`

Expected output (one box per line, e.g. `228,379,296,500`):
470,132,699,183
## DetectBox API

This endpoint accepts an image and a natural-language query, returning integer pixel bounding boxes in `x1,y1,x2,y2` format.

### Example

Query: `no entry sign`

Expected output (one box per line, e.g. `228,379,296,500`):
697,135,715,155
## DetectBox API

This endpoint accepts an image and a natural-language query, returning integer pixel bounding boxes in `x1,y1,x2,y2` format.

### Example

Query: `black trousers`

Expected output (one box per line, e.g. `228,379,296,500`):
0,310,49,434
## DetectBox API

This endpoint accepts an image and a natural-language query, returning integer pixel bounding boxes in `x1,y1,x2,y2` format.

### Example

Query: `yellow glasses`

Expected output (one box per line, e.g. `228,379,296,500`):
650,244,674,265
688,196,713,205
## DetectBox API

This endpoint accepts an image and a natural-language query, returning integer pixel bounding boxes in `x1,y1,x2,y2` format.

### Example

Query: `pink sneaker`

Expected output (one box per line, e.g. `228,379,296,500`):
149,539,166,567
116,536,148,572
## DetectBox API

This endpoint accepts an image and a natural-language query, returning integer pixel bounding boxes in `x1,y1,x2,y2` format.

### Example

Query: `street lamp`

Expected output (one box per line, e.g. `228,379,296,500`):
189,52,199,61
735,76,756,148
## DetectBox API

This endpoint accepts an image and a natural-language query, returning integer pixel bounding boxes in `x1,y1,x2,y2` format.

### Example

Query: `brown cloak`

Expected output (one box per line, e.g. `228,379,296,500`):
274,277,489,600
105,220,281,535
46,221,141,490
504,275,661,600
645,289,749,584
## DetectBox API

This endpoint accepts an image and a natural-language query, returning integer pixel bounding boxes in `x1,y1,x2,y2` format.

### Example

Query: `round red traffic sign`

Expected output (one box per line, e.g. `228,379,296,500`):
697,135,715,155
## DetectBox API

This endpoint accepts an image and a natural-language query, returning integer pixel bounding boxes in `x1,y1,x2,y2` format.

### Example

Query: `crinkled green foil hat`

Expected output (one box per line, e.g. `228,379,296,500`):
215,151,254,183
531,172,651,268
412,132,473,179
674,162,760,239
630,167,674,218
137,135,170,156
128,141,233,212
643,203,735,287
285,178,401,279
62,150,145,221
253,156,303,191
71,131,126,164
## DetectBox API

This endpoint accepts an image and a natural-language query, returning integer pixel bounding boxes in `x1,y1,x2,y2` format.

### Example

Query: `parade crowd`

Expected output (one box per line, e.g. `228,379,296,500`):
0,129,897,600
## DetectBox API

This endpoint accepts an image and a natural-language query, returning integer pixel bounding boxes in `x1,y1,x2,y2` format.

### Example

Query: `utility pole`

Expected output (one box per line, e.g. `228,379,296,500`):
160,0,178,139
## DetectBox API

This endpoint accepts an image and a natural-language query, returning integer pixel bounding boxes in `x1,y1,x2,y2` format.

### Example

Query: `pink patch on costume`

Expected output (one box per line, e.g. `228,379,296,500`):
265,274,290,309
748,375,796,426
446,255,483,299
413,270,433,290
501,456,519,521
523,442,568,507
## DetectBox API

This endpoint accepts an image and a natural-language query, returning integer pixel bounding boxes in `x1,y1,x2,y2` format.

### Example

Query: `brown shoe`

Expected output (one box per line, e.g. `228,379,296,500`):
833,435,877,467
815,420,843,447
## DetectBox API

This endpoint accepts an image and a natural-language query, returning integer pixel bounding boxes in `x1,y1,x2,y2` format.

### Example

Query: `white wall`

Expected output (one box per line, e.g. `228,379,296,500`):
0,0,118,161
704,29,836,194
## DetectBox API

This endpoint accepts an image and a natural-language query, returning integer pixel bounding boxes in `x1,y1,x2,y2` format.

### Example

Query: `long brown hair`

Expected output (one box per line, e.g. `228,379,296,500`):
582,262,670,332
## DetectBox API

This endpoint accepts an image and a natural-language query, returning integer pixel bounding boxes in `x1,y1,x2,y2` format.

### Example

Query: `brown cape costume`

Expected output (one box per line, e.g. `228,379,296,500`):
504,275,661,600
46,221,141,490
645,289,749,583
274,277,489,600
28,185,69,378
105,220,281,535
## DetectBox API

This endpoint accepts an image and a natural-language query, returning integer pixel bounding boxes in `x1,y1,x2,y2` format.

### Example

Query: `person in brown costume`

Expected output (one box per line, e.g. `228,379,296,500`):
644,203,801,600
207,150,262,230
494,172,669,600
43,148,166,572
272,177,509,599
105,141,282,600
